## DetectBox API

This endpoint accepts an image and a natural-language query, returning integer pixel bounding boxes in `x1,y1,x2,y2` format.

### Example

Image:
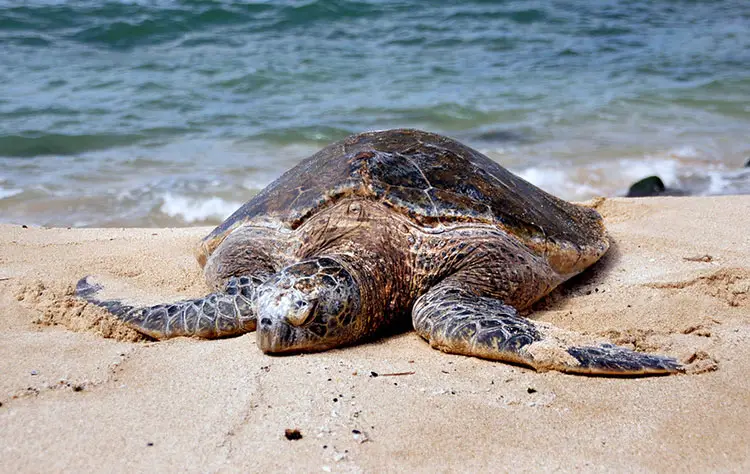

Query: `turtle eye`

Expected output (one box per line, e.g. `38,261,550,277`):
286,298,318,327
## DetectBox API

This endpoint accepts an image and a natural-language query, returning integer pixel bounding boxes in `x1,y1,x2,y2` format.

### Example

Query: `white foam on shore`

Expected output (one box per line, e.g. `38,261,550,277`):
516,167,601,199
0,186,23,200
615,158,680,187
159,193,243,223
515,157,695,200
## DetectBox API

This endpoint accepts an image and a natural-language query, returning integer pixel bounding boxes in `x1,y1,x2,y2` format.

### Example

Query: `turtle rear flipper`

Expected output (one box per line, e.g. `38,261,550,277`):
76,275,261,339
412,285,683,376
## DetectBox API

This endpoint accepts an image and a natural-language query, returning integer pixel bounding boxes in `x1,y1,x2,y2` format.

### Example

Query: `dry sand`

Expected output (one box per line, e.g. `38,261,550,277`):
1,196,749,473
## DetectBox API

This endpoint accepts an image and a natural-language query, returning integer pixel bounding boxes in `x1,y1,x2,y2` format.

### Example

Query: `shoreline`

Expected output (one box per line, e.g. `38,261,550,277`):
1,196,749,472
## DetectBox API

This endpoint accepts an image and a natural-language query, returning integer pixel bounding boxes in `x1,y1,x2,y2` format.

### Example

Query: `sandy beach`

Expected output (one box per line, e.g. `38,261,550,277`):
1,195,749,472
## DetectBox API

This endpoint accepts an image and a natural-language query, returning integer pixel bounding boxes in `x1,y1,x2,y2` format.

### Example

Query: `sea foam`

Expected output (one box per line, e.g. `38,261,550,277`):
0,186,22,200
159,193,243,224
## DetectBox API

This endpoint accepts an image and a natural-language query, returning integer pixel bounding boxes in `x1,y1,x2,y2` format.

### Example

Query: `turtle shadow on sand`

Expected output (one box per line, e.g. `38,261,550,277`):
76,129,683,376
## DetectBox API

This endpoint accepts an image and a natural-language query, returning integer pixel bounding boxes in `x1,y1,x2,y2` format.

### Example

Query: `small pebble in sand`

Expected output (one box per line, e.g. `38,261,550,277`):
352,429,369,444
284,429,303,441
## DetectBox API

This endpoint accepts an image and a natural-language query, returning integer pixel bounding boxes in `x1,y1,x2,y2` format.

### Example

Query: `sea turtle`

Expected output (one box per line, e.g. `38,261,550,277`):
77,129,682,375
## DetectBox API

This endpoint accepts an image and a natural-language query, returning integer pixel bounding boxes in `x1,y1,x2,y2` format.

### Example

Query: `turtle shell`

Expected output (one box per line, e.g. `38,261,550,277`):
202,129,607,273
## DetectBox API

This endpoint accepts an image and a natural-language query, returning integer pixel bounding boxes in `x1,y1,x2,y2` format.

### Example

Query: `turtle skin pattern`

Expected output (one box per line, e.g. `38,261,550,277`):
413,285,682,375
76,276,261,339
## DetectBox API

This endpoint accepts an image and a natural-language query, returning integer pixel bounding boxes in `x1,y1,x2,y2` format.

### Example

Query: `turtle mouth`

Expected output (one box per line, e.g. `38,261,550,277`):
257,319,330,354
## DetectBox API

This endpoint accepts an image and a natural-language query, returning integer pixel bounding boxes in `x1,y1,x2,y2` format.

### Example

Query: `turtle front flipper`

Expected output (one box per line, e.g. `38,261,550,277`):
76,275,262,339
412,285,683,376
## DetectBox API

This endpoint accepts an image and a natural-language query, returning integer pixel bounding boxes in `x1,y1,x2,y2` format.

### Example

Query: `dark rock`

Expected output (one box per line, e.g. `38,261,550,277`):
626,176,687,197
626,176,665,197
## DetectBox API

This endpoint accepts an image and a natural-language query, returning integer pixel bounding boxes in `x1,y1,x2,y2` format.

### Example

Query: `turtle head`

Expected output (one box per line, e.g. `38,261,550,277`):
255,257,362,353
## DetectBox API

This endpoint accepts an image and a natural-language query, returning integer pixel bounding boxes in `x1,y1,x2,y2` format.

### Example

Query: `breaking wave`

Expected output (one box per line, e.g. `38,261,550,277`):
159,193,244,224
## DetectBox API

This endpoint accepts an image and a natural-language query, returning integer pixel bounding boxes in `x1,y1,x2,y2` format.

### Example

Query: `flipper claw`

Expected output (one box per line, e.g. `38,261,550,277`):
75,276,103,299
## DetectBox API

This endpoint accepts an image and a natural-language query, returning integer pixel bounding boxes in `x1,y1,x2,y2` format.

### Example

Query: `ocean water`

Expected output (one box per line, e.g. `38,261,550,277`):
1,0,749,227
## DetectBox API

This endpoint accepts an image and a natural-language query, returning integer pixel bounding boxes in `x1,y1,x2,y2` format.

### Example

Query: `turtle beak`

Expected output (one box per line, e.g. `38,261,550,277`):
257,317,296,353
255,284,309,353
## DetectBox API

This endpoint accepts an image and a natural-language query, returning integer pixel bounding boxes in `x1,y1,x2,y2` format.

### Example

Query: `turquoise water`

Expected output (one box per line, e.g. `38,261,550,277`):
1,0,749,226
